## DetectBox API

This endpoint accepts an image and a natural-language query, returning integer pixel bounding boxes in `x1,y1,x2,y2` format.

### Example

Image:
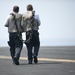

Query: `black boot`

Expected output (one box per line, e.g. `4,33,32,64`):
34,56,38,64
14,58,19,65
28,60,32,64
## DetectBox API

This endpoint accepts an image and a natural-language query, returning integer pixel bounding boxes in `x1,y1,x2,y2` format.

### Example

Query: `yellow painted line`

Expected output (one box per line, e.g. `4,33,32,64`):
38,58,75,63
0,55,75,63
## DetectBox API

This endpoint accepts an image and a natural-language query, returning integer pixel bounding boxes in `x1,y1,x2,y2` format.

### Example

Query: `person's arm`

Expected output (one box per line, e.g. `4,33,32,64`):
4,15,10,27
35,14,41,26
21,14,24,27
4,19,9,27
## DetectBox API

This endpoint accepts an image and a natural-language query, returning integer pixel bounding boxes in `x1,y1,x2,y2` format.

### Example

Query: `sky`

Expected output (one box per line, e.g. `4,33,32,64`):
0,0,75,47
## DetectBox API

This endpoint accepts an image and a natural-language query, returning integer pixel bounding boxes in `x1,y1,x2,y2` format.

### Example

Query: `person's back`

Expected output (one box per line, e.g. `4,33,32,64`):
5,12,22,33
22,6,41,32
22,11,33,31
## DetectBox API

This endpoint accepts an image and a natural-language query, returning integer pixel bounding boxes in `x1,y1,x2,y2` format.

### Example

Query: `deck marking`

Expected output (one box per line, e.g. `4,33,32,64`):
0,55,75,63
